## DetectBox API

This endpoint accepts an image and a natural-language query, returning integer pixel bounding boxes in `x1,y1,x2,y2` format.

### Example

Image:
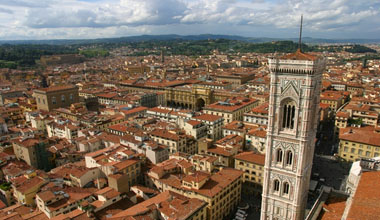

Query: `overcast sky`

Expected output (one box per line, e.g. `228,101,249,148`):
0,0,379,40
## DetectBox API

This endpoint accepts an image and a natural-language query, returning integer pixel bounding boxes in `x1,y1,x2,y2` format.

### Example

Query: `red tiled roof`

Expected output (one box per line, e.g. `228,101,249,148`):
186,120,202,126
35,85,76,93
150,129,181,141
339,126,380,147
347,171,380,220
234,151,265,165
319,195,347,220
193,114,222,122
336,111,349,118
280,49,318,61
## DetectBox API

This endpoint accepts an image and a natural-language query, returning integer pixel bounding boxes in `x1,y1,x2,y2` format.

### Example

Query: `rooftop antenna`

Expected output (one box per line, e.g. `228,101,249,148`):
298,14,303,52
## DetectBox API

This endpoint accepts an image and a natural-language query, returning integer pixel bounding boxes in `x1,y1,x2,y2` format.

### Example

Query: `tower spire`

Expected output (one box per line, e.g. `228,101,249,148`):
298,15,303,52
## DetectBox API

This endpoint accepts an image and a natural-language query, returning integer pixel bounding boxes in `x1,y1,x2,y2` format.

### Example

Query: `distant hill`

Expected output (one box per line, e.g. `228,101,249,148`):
1,34,380,45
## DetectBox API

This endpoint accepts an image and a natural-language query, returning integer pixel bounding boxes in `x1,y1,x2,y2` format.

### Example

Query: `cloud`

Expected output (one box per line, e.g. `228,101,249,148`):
0,0,53,8
24,0,187,28
0,0,379,40
0,7,13,14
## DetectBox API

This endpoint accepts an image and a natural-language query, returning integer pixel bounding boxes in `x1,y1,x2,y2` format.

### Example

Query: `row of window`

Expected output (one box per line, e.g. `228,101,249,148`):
238,161,262,169
342,148,379,158
273,180,290,195
276,149,293,166
38,94,74,105
343,142,377,150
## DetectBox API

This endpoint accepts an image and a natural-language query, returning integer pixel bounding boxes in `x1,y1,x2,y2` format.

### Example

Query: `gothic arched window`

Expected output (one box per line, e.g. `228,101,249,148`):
286,151,293,166
283,182,290,195
281,99,296,129
274,180,280,192
276,149,283,163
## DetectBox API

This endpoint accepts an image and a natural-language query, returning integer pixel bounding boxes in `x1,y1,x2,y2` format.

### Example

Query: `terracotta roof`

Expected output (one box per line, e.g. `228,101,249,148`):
22,211,49,220
347,171,380,220
336,111,350,118
35,85,76,93
37,190,55,202
247,126,267,138
150,129,181,141
95,187,121,200
182,171,210,183
280,49,318,61
113,159,138,171
234,151,265,165
96,92,118,99
249,102,269,114
319,103,330,109
12,138,39,148
12,176,46,194
339,126,380,147
147,107,172,114
111,191,206,219
186,120,203,126
193,114,222,122
207,146,233,157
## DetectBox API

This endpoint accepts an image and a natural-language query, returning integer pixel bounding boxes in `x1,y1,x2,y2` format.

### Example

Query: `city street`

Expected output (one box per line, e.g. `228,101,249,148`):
312,154,350,190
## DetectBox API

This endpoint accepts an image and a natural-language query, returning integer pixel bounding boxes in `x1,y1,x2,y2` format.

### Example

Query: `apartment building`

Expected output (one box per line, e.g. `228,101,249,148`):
36,187,94,218
192,114,224,140
85,146,142,192
148,159,243,220
203,97,259,124
189,154,218,173
46,121,79,141
34,85,79,111
199,135,243,167
183,120,208,139
243,102,269,126
245,126,267,153
11,171,47,206
320,91,347,113
338,126,380,162
150,129,197,155
120,135,169,164
12,136,51,170
234,151,265,195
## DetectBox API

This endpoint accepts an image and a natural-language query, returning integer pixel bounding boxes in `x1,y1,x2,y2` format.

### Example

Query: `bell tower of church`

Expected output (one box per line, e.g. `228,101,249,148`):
260,16,326,220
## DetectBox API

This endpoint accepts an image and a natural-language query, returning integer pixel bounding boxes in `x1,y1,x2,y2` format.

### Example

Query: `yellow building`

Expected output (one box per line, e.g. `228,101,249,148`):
320,91,346,113
234,151,265,196
11,172,47,206
215,73,255,87
335,111,349,137
203,97,259,124
338,127,380,162
148,159,243,220
189,154,218,173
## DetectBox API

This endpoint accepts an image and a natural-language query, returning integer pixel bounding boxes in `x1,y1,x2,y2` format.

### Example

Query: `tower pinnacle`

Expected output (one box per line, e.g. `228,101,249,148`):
298,15,303,52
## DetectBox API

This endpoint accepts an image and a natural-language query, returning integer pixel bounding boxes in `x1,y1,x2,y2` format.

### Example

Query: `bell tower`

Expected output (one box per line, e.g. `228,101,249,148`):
260,16,326,220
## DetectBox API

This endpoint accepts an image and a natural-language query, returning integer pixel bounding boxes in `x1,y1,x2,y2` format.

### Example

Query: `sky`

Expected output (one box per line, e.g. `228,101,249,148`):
0,0,379,40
